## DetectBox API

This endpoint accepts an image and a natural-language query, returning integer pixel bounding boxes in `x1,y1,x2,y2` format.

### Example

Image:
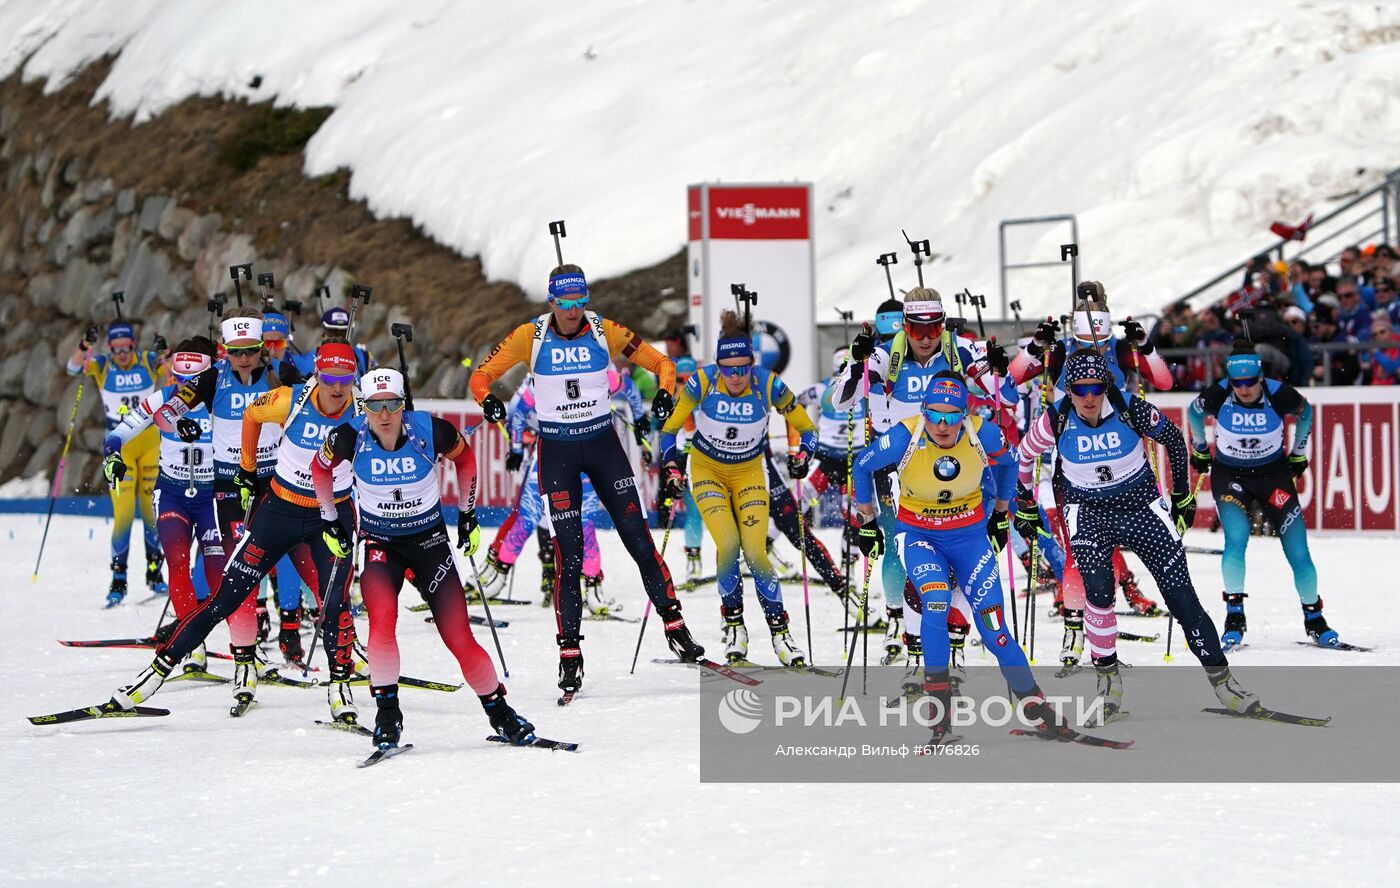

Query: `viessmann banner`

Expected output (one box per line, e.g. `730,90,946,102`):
687,183,818,391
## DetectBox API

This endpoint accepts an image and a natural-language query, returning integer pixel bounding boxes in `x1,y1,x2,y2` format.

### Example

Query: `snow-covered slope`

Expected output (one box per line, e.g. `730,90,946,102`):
3,0,1397,317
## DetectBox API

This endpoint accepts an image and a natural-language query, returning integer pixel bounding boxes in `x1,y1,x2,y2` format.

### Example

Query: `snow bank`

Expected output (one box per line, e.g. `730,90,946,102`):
3,0,1397,318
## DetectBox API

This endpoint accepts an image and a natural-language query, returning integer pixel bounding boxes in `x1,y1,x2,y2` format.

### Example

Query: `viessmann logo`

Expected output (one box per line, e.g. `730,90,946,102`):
714,203,803,225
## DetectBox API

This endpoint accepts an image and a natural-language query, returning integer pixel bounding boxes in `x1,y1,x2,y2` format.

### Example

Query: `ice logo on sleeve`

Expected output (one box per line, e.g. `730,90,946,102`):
717,688,764,735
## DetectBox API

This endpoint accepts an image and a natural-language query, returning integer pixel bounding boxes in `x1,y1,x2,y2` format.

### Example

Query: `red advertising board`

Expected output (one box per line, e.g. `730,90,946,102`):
1153,390,1399,534
704,185,810,240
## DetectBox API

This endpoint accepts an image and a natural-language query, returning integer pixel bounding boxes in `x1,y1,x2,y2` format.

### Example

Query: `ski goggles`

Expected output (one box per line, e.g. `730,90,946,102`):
363,396,406,414
109,344,135,355
552,295,589,311
1230,375,1261,389
904,319,944,339
923,406,966,426
718,363,752,378
1068,381,1109,397
317,371,356,386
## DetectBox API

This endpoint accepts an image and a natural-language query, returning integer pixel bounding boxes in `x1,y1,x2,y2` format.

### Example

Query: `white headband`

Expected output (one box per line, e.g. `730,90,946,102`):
361,368,405,398
1072,311,1113,343
221,316,264,345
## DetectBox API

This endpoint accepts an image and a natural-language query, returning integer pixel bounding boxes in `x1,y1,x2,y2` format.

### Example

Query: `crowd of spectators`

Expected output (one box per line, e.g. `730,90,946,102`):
1152,242,1400,389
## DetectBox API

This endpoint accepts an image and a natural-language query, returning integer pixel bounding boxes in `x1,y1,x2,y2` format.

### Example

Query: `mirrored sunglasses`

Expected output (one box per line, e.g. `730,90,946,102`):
923,407,965,426
553,296,589,310
110,345,134,355
1230,376,1261,389
904,320,943,339
718,364,752,378
1069,382,1108,397
363,397,405,414
225,343,264,354
317,372,355,386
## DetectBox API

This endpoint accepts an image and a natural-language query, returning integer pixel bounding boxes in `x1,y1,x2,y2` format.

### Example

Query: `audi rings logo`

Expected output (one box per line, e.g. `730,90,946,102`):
717,688,764,734
614,476,637,491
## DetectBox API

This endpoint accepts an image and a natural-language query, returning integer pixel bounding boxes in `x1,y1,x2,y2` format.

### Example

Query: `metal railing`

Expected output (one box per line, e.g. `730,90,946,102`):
998,214,1077,319
1178,167,1400,309
1157,340,1395,388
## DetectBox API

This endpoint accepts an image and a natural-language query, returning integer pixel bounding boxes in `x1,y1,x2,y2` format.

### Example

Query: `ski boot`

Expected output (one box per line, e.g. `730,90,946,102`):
557,635,584,693
583,572,619,617
684,547,703,586
110,654,175,710
766,611,807,668
183,643,208,675
106,560,127,608
230,644,258,712
278,608,305,662
372,684,402,747
327,674,358,724
1302,598,1339,647
145,551,167,596
1059,610,1084,674
880,605,904,665
1088,657,1124,726
721,605,749,664
659,604,705,662
1120,570,1161,616
1019,690,1077,740
901,634,924,700
947,620,969,689
475,550,511,600
1207,664,1260,714
1222,593,1247,650
481,684,536,746
255,603,271,644
922,671,959,745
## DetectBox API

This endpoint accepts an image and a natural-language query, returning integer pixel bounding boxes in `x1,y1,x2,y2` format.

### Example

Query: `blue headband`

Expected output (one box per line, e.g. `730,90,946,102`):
262,313,289,336
716,336,754,361
107,321,135,343
1227,353,1262,379
875,311,903,336
923,378,968,412
548,272,589,300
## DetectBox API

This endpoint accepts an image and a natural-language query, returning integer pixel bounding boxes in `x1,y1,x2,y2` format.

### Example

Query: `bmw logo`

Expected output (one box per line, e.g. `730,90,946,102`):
750,320,791,374
934,455,960,481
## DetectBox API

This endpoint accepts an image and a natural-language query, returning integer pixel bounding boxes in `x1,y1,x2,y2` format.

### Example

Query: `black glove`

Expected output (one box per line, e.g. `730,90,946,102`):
787,449,811,480
457,508,480,556
322,519,353,559
1170,489,1197,535
662,462,687,500
1288,454,1308,478
656,494,673,527
233,465,260,512
856,515,884,558
632,414,650,447
987,509,1010,553
505,450,523,472
1120,317,1142,345
1013,499,1041,543
152,334,168,354
1028,320,1057,358
82,324,99,350
985,341,1009,375
102,452,127,487
176,417,202,443
480,394,506,425
1190,447,1213,474
651,389,675,424
850,323,877,362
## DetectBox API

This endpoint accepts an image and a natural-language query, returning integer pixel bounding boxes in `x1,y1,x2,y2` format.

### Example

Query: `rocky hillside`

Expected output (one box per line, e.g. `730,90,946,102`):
0,59,686,492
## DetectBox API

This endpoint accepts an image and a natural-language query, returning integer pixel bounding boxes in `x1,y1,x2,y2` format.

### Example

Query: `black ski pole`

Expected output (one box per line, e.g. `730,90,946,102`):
1060,244,1080,316
206,294,225,340
970,292,987,339
630,500,678,674
229,263,252,307
466,553,509,677
1009,300,1024,338
346,284,372,342
549,220,568,265
112,289,125,320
